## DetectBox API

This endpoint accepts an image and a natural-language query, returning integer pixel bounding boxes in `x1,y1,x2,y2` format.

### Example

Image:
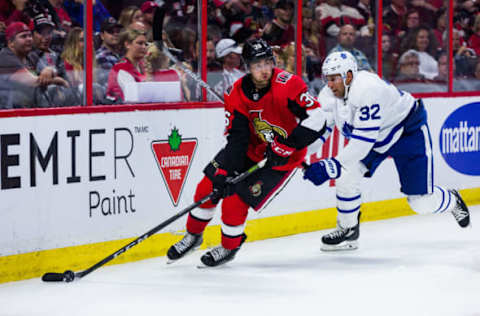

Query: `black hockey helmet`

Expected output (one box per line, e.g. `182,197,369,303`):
242,38,274,66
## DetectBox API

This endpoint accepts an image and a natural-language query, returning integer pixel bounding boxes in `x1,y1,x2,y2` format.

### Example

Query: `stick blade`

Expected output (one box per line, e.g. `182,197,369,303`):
42,270,75,282
42,272,65,282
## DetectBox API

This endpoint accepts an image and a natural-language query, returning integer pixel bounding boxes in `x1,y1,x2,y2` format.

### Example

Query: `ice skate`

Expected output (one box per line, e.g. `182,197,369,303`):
166,232,203,264
198,234,247,268
449,190,470,228
321,213,360,251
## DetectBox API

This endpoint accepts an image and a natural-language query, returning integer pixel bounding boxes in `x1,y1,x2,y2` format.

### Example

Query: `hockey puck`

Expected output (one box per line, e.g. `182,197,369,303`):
63,270,75,282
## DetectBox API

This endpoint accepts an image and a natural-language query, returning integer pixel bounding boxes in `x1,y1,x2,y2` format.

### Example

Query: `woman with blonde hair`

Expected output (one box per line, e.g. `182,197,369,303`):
118,6,143,29
106,28,148,102
62,26,104,104
61,27,85,87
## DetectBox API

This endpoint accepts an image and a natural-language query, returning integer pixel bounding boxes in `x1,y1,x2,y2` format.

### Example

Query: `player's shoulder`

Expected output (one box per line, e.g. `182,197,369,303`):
349,71,383,102
271,69,307,99
226,76,245,98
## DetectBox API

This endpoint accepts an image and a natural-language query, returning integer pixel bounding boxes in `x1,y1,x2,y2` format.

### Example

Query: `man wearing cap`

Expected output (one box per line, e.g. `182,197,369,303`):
262,0,294,47
0,22,66,108
211,38,244,100
28,14,69,88
96,18,123,86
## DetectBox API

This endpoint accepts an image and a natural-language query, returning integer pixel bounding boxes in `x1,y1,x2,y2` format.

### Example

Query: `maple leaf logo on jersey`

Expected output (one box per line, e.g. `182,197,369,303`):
251,110,287,143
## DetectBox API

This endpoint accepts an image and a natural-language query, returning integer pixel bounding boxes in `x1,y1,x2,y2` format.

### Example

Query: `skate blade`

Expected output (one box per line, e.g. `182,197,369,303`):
321,240,358,252
196,263,228,269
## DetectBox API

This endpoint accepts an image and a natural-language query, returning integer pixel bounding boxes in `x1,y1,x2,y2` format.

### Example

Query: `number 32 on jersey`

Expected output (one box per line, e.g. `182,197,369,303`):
359,104,381,121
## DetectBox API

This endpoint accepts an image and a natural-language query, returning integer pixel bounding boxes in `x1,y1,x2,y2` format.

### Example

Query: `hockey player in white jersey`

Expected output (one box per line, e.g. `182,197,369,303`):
303,51,470,251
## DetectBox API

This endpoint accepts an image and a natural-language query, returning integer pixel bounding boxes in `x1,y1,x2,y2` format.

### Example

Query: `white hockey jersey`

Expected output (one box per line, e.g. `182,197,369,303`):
317,71,416,169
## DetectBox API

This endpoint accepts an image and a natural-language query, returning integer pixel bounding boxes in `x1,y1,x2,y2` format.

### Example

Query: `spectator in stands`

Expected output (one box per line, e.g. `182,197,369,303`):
355,0,375,36
410,0,439,28
212,38,244,100
221,0,263,38
173,61,195,101
145,42,169,78
206,36,222,71
106,28,147,102
259,0,278,24
401,9,421,37
355,0,374,23
140,1,157,42
145,41,193,101
283,41,306,76
0,0,31,27
468,14,480,56
63,0,112,32
0,22,65,108
118,6,143,29
48,0,72,32
432,52,451,82
452,28,477,77
433,9,447,49
454,0,479,39
167,0,197,28
474,59,480,80
383,0,407,36
262,0,294,47
62,27,85,87
168,27,197,65
328,23,373,71
302,6,325,58
28,14,68,87
316,0,366,38
402,26,439,79
382,34,398,81
96,18,123,86
393,49,427,82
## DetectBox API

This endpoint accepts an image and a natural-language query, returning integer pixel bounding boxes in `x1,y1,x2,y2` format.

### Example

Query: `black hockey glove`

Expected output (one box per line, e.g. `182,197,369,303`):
210,168,234,204
265,136,295,168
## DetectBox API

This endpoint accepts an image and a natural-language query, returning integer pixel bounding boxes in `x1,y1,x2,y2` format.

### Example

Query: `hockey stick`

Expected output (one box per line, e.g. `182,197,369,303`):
41,158,267,283
151,3,224,102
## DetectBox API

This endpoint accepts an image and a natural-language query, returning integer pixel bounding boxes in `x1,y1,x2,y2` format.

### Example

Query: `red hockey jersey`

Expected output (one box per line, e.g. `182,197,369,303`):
224,67,320,171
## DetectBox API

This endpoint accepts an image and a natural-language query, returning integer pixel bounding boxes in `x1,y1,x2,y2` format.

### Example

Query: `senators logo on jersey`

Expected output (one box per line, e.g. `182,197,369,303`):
251,110,287,143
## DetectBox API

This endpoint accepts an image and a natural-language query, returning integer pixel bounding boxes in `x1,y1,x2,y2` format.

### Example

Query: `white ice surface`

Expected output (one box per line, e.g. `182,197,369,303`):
1,206,479,316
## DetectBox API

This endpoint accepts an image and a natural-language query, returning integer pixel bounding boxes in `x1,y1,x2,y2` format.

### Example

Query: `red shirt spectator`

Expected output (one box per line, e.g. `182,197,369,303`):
106,57,146,102
468,15,480,56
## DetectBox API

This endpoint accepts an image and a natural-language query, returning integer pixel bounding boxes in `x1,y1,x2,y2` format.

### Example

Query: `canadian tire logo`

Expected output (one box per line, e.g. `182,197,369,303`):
152,128,198,206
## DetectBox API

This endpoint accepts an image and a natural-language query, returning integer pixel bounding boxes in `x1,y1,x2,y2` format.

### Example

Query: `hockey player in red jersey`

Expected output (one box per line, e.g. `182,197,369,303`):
167,39,327,267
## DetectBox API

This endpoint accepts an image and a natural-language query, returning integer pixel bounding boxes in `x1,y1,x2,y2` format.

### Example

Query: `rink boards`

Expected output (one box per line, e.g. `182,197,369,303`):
1,97,480,283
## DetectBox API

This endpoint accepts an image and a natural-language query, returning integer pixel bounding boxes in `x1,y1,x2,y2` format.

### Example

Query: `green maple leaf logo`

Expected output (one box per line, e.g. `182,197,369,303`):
168,127,182,151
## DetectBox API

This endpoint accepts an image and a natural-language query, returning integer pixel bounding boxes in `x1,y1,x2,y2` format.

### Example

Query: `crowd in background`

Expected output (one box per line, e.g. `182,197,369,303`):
1,0,480,109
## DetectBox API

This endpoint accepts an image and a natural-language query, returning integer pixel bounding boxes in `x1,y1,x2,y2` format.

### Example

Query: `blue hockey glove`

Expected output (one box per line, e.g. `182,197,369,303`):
303,158,341,186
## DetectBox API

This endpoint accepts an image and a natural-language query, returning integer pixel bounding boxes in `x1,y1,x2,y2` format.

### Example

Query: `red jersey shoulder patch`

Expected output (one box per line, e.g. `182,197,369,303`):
275,71,293,85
